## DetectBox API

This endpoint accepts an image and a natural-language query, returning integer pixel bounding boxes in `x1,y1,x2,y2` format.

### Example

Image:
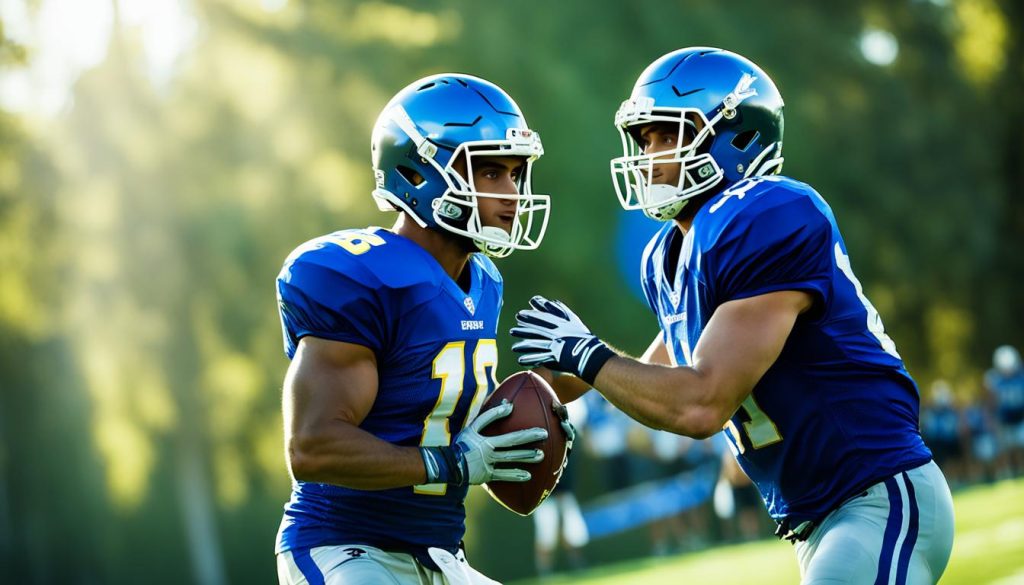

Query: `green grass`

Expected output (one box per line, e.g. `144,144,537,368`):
510,478,1024,585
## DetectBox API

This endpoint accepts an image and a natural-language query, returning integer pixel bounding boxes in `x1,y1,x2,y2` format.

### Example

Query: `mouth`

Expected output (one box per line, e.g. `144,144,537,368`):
496,212,516,224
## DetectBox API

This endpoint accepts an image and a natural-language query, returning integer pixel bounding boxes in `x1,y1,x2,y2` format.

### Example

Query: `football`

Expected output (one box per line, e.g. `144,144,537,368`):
479,370,569,516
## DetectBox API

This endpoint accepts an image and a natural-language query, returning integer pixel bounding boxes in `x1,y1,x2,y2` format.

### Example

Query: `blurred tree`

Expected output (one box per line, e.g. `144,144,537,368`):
0,23,113,582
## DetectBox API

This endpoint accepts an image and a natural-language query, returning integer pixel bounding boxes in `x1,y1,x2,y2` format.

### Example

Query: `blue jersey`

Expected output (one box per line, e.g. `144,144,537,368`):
963,404,994,438
639,176,931,525
275,227,503,556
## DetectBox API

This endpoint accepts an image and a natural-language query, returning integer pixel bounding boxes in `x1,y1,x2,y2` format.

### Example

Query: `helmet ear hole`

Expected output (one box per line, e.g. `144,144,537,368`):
731,130,759,151
396,165,425,186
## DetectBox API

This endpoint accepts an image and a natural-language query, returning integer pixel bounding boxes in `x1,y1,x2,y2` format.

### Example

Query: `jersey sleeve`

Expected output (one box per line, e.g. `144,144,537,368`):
475,254,504,324
705,195,833,308
277,249,387,357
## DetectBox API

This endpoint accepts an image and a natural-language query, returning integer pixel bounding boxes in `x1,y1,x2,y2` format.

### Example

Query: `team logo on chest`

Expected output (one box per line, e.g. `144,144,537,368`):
668,289,682,309
666,281,687,311
464,297,475,315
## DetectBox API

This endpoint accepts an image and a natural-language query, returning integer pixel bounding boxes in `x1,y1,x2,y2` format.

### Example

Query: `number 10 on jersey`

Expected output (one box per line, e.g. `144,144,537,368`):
415,339,498,495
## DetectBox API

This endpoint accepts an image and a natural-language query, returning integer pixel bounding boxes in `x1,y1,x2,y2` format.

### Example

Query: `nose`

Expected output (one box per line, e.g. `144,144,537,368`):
497,195,518,211
495,174,519,198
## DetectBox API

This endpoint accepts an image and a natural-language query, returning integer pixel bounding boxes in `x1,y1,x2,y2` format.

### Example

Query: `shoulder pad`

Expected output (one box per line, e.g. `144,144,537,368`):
283,228,446,292
697,176,829,250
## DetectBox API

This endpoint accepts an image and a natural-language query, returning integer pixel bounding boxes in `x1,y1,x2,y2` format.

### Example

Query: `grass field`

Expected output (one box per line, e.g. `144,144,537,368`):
510,478,1024,585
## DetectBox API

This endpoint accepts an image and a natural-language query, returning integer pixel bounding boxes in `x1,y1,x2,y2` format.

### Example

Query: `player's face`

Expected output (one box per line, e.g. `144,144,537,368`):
635,117,703,188
637,122,682,186
453,154,524,235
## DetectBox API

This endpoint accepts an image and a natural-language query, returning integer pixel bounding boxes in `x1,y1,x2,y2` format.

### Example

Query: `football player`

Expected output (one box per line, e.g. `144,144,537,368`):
275,74,552,585
510,47,955,584
984,345,1024,476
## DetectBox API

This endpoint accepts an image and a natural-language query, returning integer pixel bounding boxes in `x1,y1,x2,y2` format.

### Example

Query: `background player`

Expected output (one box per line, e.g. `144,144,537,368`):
985,345,1024,477
510,47,955,584
275,73,551,585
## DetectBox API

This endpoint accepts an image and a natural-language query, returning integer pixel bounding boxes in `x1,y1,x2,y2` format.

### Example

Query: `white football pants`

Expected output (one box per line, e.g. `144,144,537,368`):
794,460,954,585
277,544,500,585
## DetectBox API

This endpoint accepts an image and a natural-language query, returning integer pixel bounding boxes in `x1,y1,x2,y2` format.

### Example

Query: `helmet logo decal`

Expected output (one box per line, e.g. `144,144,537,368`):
722,73,758,119
436,200,464,220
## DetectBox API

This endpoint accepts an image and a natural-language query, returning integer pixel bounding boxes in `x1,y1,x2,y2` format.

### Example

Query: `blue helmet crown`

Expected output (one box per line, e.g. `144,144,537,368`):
611,47,785,220
371,74,549,257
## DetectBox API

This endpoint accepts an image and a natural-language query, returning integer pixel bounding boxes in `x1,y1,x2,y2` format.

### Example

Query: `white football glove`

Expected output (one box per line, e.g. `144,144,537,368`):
420,400,547,486
510,296,616,384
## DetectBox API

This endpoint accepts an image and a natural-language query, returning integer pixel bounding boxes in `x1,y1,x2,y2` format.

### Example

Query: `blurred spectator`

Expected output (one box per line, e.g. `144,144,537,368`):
920,380,968,487
534,399,589,578
715,448,769,542
580,392,634,491
644,431,688,555
984,345,1024,477
641,431,720,555
963,397,999,484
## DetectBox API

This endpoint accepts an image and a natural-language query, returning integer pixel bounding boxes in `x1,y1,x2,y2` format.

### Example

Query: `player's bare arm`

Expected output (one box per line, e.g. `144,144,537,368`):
595,290,812,437
286,335,546,490
512,290,812,438
285,336,428,489
533,334,671,405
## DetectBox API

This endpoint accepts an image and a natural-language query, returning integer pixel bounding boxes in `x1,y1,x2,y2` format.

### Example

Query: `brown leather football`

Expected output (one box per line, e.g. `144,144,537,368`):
480,371,568,516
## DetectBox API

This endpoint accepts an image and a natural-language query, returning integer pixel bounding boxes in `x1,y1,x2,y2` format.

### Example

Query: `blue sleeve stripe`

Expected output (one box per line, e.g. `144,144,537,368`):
292,548,326,585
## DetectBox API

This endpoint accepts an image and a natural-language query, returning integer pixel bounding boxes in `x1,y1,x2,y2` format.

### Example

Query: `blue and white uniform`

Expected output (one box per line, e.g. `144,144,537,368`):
639,176,954,583
921,403,963,466
275,227,503,582
984,366,1024,448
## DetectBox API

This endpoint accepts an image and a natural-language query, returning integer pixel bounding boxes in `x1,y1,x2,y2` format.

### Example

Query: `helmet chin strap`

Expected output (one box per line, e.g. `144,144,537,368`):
475,225,513,257
643,183,687,221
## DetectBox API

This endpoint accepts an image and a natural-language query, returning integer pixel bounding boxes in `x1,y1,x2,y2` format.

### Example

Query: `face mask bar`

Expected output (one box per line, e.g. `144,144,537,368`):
610,73,767,220
381,106,551,257
610,106,723,220
432,132,550,258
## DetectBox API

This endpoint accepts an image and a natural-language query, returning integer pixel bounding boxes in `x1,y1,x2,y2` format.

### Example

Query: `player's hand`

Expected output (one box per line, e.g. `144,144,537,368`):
420,400,547,486
510,296,616,385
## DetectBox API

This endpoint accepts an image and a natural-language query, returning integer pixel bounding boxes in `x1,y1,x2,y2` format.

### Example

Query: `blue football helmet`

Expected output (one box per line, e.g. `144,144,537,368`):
371,74,549,257
611,47,785,220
